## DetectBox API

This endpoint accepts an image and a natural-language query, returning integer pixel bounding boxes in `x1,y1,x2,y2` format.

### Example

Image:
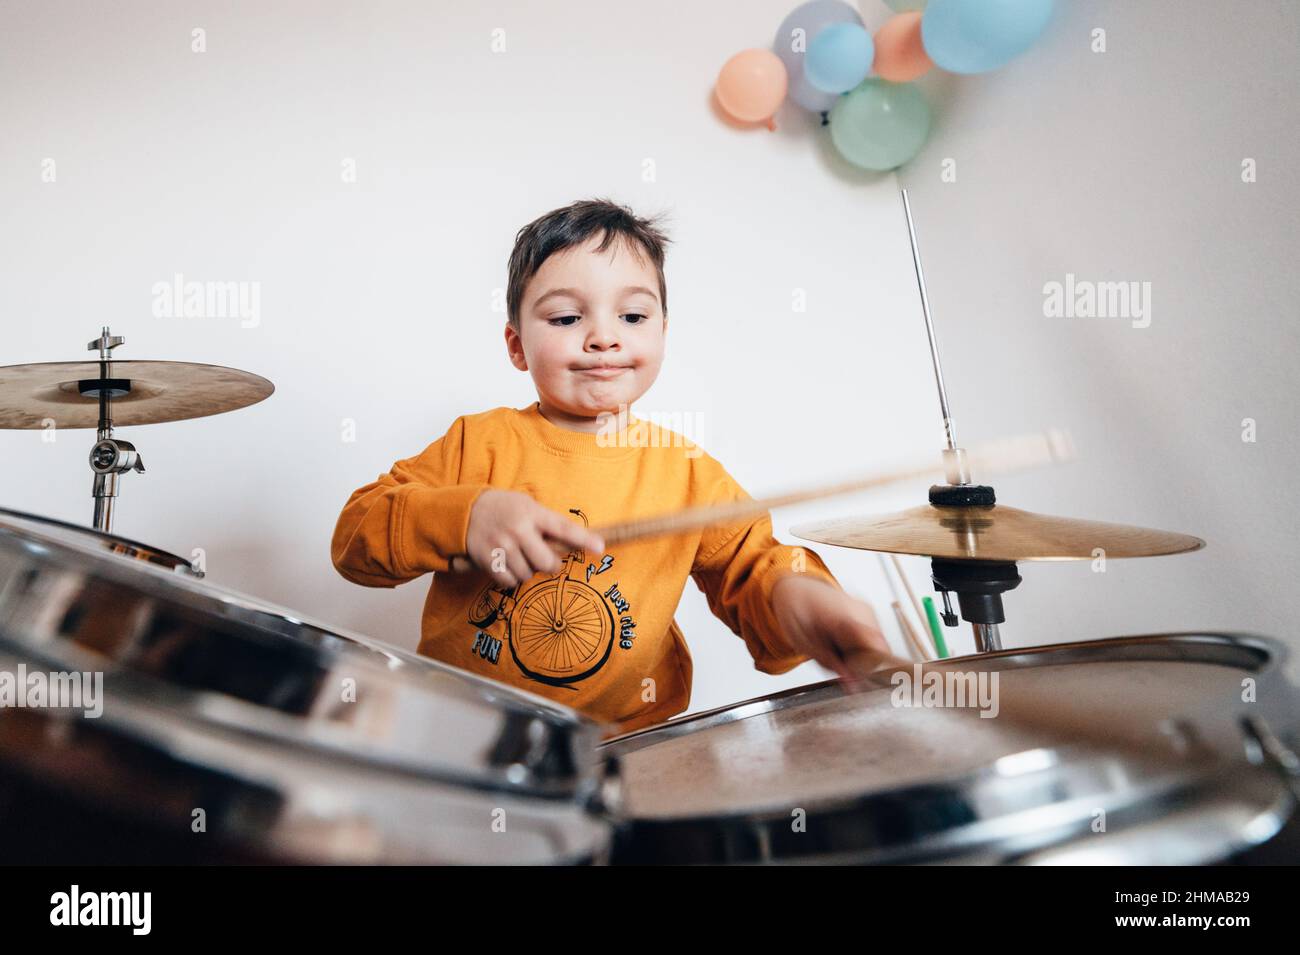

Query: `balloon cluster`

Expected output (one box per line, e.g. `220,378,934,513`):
714,0,1055,171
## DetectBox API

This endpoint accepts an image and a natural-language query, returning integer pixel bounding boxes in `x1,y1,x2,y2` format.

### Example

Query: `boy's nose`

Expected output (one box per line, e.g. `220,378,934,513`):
584,317,622,349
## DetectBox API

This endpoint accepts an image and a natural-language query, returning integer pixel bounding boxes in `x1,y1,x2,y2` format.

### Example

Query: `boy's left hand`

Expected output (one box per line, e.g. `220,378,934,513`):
771,575,891,682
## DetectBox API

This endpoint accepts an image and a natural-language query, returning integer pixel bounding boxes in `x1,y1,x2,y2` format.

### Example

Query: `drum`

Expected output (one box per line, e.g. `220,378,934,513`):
6,506,1296,865
600,635,1300,864
0,510,615,864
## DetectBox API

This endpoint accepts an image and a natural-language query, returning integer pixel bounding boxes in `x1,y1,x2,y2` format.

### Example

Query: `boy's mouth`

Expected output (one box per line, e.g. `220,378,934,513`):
573,364,633,378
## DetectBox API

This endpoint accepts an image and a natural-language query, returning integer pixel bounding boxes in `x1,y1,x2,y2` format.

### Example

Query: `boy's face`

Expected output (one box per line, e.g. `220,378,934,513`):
506,233,667,420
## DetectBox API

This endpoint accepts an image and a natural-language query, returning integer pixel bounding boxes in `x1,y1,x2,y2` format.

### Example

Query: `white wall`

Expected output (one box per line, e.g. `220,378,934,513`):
898,0,1300,680
0,0,948,715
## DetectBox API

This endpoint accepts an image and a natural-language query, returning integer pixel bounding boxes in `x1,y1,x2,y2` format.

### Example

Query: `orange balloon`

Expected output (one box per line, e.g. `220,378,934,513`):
715,48,788,130
873,12,933,83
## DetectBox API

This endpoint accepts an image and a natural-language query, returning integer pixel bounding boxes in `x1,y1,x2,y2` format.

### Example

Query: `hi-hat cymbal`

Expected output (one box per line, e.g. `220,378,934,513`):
790,504,1205,562
0,361,274,429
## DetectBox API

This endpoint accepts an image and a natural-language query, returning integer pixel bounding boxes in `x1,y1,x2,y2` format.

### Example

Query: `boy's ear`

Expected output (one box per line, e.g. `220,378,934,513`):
505,323,528,371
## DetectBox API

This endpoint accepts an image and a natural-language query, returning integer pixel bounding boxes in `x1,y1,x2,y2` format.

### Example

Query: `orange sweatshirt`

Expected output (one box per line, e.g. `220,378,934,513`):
330,401,842,734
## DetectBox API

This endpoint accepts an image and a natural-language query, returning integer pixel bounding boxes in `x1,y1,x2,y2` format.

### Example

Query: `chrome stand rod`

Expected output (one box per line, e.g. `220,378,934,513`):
900,189,971,485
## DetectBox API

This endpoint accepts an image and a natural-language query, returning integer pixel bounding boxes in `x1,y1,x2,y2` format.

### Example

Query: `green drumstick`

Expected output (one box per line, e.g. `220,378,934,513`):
922,596,950,659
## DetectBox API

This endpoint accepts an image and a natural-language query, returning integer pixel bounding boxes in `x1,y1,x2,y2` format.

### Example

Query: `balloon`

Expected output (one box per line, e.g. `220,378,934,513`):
874,12,932,82
883,0,928,10
715,48,789,130
773,0,863,112
922,0,1054,74
828,78,931,171
805,23,874,94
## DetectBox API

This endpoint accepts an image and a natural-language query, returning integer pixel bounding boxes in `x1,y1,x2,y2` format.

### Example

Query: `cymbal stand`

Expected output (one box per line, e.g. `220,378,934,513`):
900,190,1019,652
82,327,144,533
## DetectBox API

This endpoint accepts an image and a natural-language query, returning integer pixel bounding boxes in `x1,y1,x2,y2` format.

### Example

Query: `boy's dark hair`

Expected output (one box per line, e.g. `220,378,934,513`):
507,198,672,329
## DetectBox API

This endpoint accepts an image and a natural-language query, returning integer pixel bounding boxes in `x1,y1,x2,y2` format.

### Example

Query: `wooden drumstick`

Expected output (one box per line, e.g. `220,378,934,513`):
447,428,1075,574
878,553,931,661
891,600,930,662
889,554,933,657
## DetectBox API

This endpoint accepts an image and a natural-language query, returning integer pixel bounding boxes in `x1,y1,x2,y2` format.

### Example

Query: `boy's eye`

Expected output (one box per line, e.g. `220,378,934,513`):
548,314,648,326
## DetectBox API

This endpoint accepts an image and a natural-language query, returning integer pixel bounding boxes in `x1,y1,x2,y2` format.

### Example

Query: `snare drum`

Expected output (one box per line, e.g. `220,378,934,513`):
0,510,615,864
601,635,1300,864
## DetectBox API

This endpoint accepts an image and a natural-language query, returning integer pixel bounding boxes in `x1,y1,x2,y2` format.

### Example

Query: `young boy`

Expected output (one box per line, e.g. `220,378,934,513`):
331,198,888,734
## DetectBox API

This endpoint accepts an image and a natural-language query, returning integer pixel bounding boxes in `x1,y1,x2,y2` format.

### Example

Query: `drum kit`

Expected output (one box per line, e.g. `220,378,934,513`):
0,192,1296,864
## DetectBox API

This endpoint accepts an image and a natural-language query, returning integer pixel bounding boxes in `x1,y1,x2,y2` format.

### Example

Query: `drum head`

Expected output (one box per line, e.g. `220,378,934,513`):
602,635,1298,864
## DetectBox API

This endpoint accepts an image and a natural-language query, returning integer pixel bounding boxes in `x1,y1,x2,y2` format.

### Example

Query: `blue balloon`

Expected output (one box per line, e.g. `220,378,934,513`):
922,0,1054,74
805,23,874,94
773,0,863,112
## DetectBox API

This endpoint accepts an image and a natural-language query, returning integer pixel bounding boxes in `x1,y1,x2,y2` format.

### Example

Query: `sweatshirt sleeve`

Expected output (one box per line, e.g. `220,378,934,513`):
330,416,494,587
690,461,843,674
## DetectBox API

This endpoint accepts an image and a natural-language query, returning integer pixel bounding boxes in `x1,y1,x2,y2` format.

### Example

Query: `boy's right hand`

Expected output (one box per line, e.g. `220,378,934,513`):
459,489,605,588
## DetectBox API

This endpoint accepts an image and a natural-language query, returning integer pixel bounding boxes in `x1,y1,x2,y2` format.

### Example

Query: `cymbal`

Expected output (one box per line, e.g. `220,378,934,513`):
790,504,1205,562
0,360,274,429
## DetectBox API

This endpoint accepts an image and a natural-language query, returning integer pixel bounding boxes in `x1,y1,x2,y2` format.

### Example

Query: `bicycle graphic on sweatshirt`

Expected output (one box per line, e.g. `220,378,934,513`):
466,508,616,687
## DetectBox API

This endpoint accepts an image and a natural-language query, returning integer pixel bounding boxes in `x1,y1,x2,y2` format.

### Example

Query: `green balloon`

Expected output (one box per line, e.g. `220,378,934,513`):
829,78,931,171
